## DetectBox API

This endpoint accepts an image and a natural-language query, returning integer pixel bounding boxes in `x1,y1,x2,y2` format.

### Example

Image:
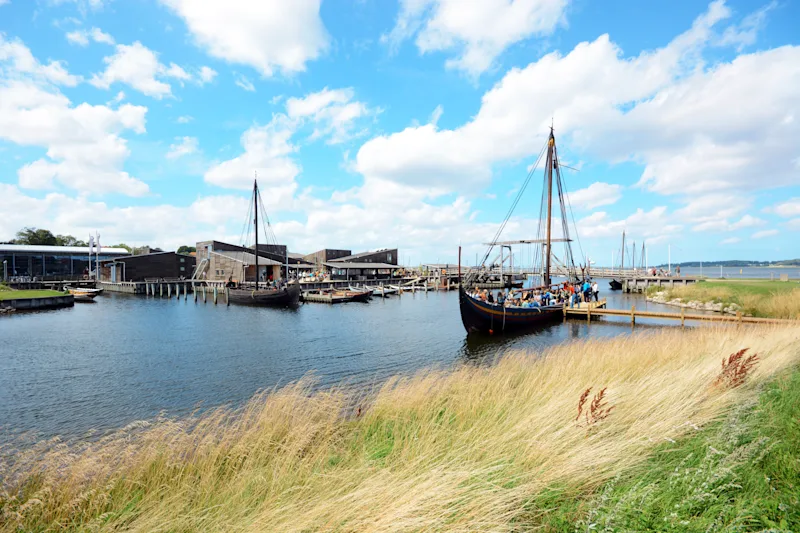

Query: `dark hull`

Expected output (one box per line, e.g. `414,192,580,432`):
227,283,301,307
609,279,623,291
459,287,562,334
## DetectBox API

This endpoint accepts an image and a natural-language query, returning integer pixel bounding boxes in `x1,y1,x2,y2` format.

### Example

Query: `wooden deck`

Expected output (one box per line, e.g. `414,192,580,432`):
564,303,795,325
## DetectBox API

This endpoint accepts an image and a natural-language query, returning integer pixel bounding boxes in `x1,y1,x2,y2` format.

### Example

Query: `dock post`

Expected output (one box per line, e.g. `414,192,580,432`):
194,286,197,302
145,283,149,296
587,303,591,323
203,285,207,302
159,283,163,297
213,286,218,304
185,284,188,300
168,284,172,298
226,287,230,306
631,305,635,326
680,307,685,328
737,311,742,327
563,303,567,321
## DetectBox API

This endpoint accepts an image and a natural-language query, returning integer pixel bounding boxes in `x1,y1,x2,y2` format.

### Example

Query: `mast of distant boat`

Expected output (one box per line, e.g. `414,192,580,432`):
544,129,555,286
253,177,259,288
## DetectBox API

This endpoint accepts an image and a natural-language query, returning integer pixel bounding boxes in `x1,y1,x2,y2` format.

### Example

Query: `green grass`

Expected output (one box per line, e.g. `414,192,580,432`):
538,364,800,532
648,280,800,319
0,289,66,300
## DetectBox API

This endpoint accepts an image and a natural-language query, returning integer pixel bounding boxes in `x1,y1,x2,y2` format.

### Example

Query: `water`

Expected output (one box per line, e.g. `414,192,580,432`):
0,287,687,443
669,266,800,280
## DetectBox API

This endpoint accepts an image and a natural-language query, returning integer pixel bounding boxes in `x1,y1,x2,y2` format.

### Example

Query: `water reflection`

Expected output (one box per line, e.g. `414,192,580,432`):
1,288,697,442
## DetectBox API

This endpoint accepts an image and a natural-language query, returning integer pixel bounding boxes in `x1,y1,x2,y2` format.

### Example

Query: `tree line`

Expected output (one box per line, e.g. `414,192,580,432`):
3,227,196,255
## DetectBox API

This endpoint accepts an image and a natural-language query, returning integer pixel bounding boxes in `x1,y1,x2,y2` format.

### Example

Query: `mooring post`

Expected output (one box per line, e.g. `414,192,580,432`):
587,303,591,323
184,284,188,300
681,307,685,328
737,311,742,327
631,305,636,326
167,284,172,298
203,285,207,302
159,283,163,297
226,286,230,306
193,285,197,302
213,286,218,304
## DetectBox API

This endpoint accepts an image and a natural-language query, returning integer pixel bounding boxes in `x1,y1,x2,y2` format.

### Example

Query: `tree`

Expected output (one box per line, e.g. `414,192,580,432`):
55,235,87,247
15,227,57,246
113,243,133,253
177,245,196,254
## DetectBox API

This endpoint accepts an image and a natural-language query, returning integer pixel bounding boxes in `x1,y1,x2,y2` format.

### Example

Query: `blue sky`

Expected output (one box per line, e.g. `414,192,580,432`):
1,0,798,266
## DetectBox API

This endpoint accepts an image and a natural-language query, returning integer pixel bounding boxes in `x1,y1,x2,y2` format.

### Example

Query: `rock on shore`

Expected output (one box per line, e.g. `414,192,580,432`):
647,291,745,316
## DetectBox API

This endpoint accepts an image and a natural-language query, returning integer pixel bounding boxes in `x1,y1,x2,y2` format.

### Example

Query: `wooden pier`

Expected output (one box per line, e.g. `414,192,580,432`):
564,303,794,325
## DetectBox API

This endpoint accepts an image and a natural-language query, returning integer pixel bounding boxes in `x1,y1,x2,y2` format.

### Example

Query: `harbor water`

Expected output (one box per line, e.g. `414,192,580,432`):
0,285,724,443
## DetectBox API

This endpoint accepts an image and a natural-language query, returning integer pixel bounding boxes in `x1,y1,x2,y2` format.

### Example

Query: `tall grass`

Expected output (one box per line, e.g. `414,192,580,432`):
2,327,800,532
650,282,800,319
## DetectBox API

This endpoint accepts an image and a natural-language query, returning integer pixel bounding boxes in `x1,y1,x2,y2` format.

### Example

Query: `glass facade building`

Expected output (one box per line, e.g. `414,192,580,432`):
0,245,130,281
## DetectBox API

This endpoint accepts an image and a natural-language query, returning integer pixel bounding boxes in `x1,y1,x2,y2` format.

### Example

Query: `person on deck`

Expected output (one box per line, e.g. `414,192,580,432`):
592,280,599,301
496,291,505,305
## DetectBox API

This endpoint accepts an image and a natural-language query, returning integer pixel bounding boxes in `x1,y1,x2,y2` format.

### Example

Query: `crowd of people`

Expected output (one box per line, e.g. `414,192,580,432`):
467,279,600,308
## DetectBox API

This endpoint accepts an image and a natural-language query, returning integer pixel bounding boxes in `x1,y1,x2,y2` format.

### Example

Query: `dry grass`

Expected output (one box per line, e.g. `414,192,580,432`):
2,327,800,532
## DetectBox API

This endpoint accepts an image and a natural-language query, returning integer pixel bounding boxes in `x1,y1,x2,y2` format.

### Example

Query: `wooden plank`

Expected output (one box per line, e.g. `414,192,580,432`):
564,306,795,324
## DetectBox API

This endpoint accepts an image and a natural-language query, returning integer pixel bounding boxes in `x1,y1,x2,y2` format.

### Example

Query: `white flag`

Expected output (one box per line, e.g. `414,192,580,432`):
96,232,101,253
88,235,94,253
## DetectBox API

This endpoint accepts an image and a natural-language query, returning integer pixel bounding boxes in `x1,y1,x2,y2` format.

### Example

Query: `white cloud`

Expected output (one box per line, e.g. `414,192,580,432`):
1,38,149,197
234,73,255,92
286,87,373,144
567,182,621,210
575,207,682,244
358,1,798,212
0,34,81,86
90,41,207,98
166,136,198,159
158,0,328,76
176,115,193,123
204,115,300,200
773,197,800,218
66,30,90,46
720,237,740,245
90,41,174,98
0,184,251,251
384,0,569,77
751,229,778,239
198,65,216,83
715,1,776,51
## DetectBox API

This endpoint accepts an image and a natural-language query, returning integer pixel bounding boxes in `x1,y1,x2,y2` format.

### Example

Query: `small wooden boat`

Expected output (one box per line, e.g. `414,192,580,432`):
608,279,623,291
65,286,103,295
67,288,98,302
302,288,371,304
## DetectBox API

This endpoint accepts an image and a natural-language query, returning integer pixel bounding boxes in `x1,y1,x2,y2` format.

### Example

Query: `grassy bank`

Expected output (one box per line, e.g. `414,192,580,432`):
2,327,799,532
0,289,65,300
648,280,800,319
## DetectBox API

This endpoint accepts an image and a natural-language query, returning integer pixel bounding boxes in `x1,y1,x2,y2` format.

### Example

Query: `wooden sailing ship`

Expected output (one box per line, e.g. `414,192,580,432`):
226,179,301,307
459,128,581,334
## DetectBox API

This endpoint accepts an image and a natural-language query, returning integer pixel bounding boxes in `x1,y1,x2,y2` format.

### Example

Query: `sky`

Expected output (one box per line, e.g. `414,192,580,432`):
0,0,798,267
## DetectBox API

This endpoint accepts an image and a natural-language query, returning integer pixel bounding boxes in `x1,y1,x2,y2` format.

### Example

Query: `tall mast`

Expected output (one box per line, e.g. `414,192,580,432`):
253,177,258,286
544,129,555,286
621,230,625,273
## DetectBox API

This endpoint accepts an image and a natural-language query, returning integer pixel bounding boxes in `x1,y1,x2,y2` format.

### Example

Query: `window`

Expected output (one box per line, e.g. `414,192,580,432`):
180,266,185,272
388,253,392,262
180,257,185,263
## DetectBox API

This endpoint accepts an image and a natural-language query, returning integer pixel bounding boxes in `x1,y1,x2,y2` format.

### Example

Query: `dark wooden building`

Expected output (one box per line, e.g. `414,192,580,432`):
303,249,352,267
329,248,398,266
99,252,196,282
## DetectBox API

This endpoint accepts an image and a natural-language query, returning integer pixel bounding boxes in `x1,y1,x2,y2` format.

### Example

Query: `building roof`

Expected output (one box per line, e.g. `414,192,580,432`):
324,261,398,269
213,250,281,266
98,251,195,263
329,248,397,262
287,252,306,260
0,244,130,255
